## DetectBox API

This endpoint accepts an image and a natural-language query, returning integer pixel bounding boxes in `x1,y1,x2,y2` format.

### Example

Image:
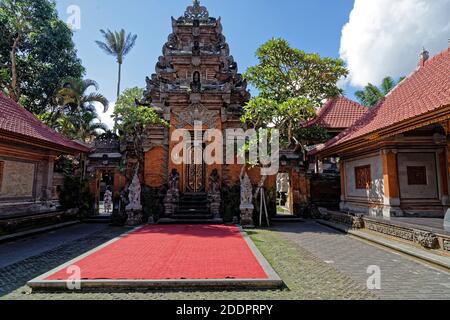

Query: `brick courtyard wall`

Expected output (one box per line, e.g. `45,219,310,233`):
144,146,167,188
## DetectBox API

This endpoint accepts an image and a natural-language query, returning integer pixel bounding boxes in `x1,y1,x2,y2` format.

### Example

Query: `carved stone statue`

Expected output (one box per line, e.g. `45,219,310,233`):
209,169,220,194
208,169,221,219
190,71,202,93
240,171,255,227
125,170,143,226
240,173,253,205
164,169,180,216
126,171,142,212
192,41,201,56
169,169,180,191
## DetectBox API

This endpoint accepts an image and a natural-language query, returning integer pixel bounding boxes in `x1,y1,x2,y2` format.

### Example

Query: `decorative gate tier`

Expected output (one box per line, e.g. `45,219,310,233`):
140,1,250,218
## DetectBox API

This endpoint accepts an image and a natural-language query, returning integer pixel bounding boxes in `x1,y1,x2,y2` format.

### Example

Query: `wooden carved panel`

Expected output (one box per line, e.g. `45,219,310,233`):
0,160,35,198
185,146,205,193
355,165,371,190
407,166,427,185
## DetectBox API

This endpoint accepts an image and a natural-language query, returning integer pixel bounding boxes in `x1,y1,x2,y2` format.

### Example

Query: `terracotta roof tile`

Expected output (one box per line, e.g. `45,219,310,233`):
310,47,450,156
0,93,90,153
304,96,367,129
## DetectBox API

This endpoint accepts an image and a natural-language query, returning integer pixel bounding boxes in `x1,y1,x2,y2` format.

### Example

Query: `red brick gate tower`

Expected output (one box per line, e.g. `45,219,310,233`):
141,1,250,220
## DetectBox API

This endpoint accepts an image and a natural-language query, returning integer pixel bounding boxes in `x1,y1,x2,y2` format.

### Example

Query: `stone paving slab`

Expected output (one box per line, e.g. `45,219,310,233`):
0,224,112,268
1,225,376,300
27,226,283,291
273,221,450,300
317,219,450,270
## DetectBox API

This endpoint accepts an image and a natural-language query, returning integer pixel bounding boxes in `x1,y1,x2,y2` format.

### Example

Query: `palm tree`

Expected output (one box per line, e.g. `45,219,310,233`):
355,76,405,107
53,78,109,141
72,105,109,142
95,29,137,98
55,105,108,142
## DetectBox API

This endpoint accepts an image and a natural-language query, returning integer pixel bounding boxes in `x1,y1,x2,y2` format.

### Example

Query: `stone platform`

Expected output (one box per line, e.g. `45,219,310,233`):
28,225,283,291
317,209,450,256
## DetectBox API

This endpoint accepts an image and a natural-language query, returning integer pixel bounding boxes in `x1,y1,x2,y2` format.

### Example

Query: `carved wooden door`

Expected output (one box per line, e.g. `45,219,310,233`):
185,145,205,193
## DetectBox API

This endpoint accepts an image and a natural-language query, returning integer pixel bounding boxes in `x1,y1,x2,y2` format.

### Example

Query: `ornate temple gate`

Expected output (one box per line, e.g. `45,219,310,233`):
140,0,251,220
185,144,206,193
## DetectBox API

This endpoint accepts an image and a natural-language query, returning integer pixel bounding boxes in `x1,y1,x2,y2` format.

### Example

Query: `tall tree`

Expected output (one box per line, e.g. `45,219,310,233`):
54,78,109,113
95,29,137,98
243,38,348,149
113,87,167,175
51,78,109,141
355,76,405,107
0,0,84,113
59,105,108,142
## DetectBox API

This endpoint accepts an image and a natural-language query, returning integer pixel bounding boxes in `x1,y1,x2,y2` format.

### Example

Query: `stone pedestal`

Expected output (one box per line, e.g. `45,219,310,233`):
240,204,255,228
126,210,143,226
164,190,179,216
209,192,221,219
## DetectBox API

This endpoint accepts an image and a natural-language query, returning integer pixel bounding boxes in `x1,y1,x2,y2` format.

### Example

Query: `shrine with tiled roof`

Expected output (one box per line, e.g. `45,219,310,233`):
310,45,450,223
0,92,90,221
304,96,367,136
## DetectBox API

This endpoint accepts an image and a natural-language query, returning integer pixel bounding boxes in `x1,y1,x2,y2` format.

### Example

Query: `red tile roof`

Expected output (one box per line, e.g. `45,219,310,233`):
304,96,367,129
310,46,450,156
0,93,90,153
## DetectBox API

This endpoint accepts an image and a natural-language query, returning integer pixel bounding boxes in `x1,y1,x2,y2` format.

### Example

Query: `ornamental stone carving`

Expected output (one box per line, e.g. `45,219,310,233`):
208,169,221,219
126,171,142,212
413,230,439,249
164,169,180,216
444,239,450,252
173,103,216,129
240,173,254,227
125,170,143,226
184,0,209,21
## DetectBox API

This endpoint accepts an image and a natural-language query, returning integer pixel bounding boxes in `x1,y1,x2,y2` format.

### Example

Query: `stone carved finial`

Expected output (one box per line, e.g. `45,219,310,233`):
185,0,209,21
418,47,429,67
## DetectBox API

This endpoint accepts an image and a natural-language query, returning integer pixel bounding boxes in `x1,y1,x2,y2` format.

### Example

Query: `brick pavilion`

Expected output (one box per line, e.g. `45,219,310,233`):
311,45,450,224
0,92,90,226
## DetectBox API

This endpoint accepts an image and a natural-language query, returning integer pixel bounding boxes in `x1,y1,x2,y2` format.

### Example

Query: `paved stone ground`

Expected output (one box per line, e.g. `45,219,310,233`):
273,222,450,300
0,223,375,300
1,221,448,300
0,224,112,268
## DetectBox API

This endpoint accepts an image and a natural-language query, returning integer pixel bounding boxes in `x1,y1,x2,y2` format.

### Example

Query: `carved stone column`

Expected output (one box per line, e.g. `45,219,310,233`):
381,149,403,218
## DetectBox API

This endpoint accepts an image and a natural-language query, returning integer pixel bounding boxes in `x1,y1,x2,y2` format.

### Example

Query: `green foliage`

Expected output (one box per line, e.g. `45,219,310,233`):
221,184,241,222
49,78,109,142
114,87,167,133
355,76,405,107
54,155,74,175
113,87,167,174
58,176,94,217
0,0,84,113
243,38,348,148
142,185,165,221
95,29,137,64
245,38,348,105
294,125,330,146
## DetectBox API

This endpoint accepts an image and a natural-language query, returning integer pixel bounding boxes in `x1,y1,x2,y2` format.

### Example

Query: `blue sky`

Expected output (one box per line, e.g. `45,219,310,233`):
54,0,450,128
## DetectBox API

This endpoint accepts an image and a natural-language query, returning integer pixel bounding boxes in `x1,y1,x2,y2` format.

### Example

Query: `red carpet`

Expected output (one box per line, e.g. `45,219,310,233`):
46,225,268,280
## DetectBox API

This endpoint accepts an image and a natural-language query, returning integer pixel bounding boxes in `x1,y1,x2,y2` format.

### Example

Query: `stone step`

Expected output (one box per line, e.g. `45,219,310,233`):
176,209,210,215
171,214,214,220
158,218,223,225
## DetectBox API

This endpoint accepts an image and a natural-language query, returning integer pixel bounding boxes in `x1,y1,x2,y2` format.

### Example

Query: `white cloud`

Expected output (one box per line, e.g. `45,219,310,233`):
340,0,450,87
94,101,115,130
